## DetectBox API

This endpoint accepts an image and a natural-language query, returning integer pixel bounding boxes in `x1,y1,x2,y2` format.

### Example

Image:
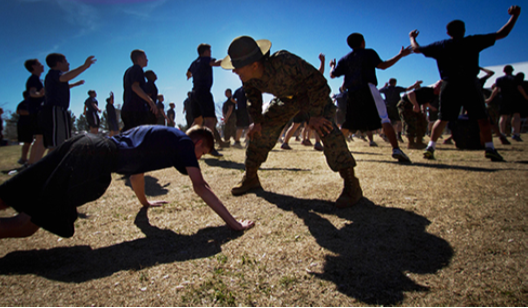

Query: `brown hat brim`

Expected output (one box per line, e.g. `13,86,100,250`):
221,39,271,70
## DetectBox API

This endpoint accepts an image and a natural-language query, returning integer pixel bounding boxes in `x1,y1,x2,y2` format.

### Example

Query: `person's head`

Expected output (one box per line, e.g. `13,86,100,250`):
347,33,365,50
389,78,397,86
130,49,148,67
221,36,272,83
106,97,113,105
46,53,69,71
503,65,514,75
225,88,232,98
186,125,214,159
24,59,44,75
516,72,525,81
145,70,157,81
446,20,465,39
157,94,164,102
187,91,192,98
169,102,175,109
0,108,3,115
197,44,211,57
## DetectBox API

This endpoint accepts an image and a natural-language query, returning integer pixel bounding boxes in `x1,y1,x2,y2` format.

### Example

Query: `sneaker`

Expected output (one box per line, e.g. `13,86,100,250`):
281,143,292,150
512,135,523,142
301,139,313,146
295,136,301,142
17,158,28,165
423,147,435,160
314,142,323,151
209,148,223,157
443,139,453,145
369,141,378,147
499,135,511,145
392,148,411,163
232,141,243,149
485,148,504,162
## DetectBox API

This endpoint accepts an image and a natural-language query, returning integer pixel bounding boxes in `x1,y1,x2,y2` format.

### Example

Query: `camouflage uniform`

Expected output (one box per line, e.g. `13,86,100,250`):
243,51,356,171
397,98,428,139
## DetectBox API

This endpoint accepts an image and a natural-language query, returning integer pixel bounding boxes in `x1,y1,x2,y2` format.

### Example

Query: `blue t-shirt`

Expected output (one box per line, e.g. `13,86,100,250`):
379,85,407,108
44,69,70,109
188,56,213,91
25,75,44,114
419,33,496,81
110,125,199,175
123,64,147,112
85,97,98,115
333,48,382,92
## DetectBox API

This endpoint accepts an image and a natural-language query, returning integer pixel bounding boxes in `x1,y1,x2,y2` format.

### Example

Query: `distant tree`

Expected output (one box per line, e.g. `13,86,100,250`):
75,114,89,132
100,111,108,131
2,111,19,142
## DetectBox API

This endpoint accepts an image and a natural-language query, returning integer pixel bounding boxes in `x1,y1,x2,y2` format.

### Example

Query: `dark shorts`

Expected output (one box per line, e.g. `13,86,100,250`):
0,134,118,238
107,117,119,132
28,113,42,136
17,123,33,143
121,110,148,132
439,79,487,122
499,99,523,116
292,111,309,123
39,105,72,148
236,109,250,128
342,86,382,132
86,112,100,128
386,105,400,122
191,89,216,119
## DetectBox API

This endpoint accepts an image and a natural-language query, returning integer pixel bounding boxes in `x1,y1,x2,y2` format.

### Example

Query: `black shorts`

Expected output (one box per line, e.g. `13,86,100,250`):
292,111,309,123
17,124,33,143
121,110,148,132
342,86,382,132
86,112,100,128
439,79,487,122
191,89,216,119
39,105,72,148
386,106,400,123
0,134,118,238
28,113,42,136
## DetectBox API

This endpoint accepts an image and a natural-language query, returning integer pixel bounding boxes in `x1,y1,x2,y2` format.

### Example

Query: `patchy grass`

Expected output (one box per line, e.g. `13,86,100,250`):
0,133,527,306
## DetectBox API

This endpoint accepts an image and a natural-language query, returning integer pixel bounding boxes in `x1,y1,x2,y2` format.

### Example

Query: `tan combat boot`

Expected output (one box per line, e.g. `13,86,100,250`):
335,167,363,208
231,167,261,196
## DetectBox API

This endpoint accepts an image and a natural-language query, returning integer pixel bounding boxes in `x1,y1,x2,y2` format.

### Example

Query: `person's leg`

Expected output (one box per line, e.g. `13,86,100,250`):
499,115,510,136
20,142,31,163
282,122,300,146
512,113,522,140
28,135,45,165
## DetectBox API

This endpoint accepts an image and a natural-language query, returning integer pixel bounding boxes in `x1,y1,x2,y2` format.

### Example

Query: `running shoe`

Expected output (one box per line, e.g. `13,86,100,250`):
423,147,435,160
485,148,504,162
512,135,523,142
392,148,411,163
281,143,292,150
314,142,323,151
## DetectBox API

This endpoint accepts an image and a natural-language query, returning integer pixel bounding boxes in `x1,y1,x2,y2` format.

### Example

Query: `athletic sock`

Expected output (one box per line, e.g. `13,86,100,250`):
485,142,494,149
427,141,436,150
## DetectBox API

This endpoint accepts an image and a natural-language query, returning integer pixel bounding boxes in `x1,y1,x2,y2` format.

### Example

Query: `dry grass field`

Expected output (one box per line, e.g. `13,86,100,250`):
0,133,527,306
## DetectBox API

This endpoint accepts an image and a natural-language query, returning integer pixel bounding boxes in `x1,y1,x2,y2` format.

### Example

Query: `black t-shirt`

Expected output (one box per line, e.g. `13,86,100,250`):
25,75,44,114
420,34,496,81
403,87,437,105
44,69,70,109
333,48,382,91
123,64,147,112
110,125,199,175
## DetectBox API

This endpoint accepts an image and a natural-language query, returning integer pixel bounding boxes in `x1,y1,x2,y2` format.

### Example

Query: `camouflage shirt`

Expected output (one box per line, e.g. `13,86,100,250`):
243,50,331,124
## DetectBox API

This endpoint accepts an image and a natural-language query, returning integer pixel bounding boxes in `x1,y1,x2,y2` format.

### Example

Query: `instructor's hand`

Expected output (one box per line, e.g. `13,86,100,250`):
247,123,262,140
309,116,333,136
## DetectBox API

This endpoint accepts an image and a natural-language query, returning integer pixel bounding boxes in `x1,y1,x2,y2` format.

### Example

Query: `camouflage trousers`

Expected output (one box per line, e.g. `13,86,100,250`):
245,97,356,172
397,100,428,138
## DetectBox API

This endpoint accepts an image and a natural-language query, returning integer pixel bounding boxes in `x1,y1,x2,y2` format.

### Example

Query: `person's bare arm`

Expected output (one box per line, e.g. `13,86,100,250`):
407,91,421,113
496,6,521,40
377,46,412,70
405,80,423,91
518,85,528,100
318,53,325,74
409,30,421,53
132,82,158,115
187,167,254,231
60,56,96,82
485,86,500,104
69,80,85,88
129,173,167,207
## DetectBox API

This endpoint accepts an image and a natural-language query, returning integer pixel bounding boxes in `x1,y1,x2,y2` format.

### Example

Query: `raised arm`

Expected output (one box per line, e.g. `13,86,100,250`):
409,30,421,53
496,6,521,40
377,46,412,70
187,167,254,231
318,53,325,74
60,56,96,82
405,80,423,91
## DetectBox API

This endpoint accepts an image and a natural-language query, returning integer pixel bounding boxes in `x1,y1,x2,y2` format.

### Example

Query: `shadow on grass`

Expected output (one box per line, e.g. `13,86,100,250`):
122,175,170,197
254,190,454,306
202,158,310,172
359,159,513,172
0,208,243,282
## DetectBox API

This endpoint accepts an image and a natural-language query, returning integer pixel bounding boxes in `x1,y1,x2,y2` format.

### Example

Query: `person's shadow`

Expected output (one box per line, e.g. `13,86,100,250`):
0,208,243,283
122,175,170,197
254,191,453,306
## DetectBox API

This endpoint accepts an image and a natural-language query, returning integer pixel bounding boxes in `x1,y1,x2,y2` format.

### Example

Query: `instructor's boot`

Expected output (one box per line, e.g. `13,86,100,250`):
231,167,261,196
335,167,363,208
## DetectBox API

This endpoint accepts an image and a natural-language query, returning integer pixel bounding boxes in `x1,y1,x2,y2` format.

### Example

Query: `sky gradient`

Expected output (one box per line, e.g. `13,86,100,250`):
1,0,527,127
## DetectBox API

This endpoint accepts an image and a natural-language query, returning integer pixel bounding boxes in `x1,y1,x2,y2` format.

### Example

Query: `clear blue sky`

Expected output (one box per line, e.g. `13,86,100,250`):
1,0,526,126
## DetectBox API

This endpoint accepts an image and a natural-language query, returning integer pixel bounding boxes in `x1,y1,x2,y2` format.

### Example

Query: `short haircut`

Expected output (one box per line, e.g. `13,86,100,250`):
24,59,38,73
88,90,95,96
45,53,66,68
144,70,156,81
446,20,465,39
197,43,211,56
504,65,514,74
389,78,397,85
347,33,364,49
515,72,524,81
186,125,214,153
130,49,146,63
169,102,175,107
